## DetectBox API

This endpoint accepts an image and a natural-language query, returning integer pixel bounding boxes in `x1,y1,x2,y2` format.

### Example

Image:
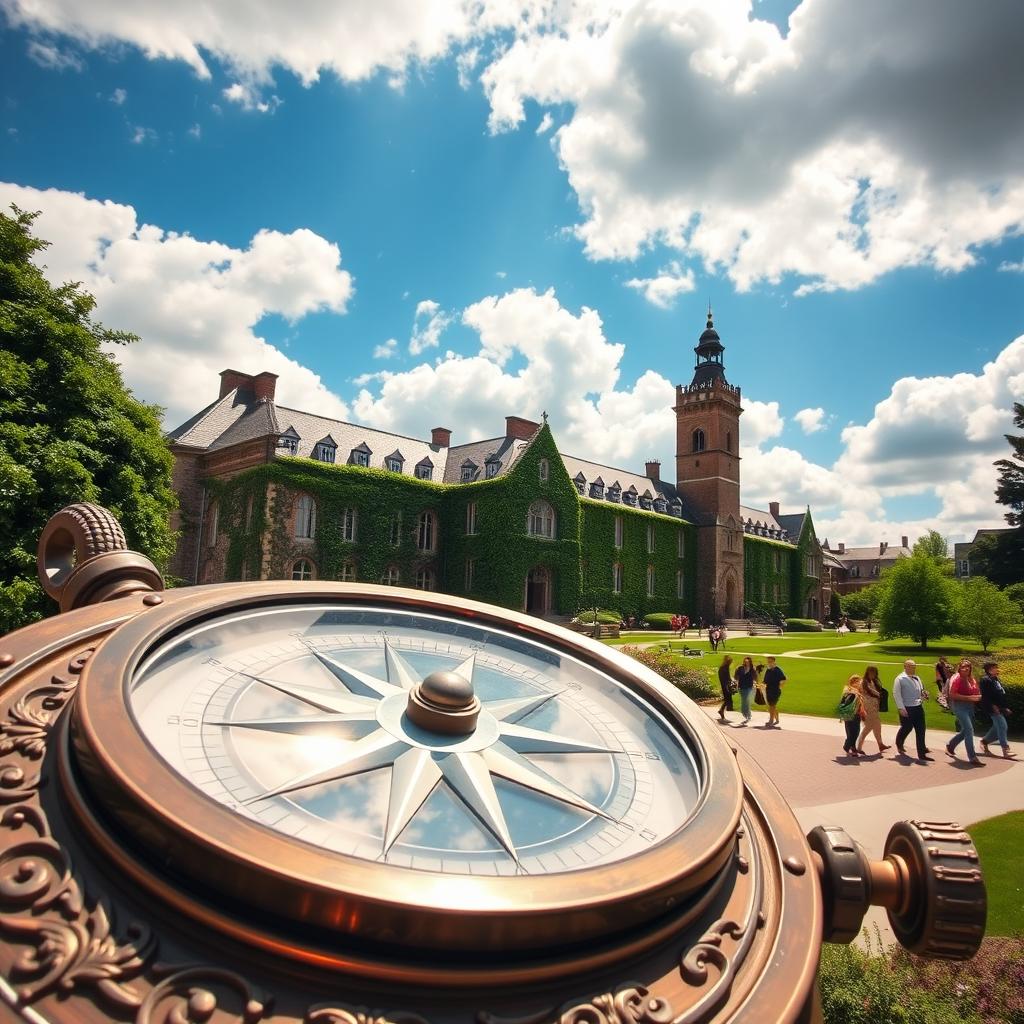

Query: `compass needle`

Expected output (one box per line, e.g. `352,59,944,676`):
483,742,612,820
238,670,377,715
314,651,404,700
497,722,616,756
244,729,407,804
208,712,379,736
484,691,561,724
383,641,420,690
439,752,520,867
383,748,443,856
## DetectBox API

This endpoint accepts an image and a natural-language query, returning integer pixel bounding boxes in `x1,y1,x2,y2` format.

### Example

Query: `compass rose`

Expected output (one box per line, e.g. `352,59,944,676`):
211,643,616,868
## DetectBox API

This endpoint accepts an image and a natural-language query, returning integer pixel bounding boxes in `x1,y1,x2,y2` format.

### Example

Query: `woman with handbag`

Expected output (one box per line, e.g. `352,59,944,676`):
733,656,760,726
717,655,735,722
839,675,864,757
856,665,890,754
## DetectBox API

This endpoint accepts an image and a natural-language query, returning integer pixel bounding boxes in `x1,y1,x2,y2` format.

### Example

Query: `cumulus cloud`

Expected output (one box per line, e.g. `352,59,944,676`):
110,86,126,104
409,299,452,355
536,111,553,135
0,181,354,427
223,81,281,113
26,39,83,71
130,125,157,144
625,261,695,308
481,0,1024,293
999,259,1024,273
794,407,826,434
373,338,398,359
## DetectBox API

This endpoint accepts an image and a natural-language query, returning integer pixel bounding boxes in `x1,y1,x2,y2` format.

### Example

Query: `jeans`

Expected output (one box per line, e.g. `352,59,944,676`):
739,687,753,720
982,711,1009,749
948,704,977,760
843,718,861,752
895,704,927,758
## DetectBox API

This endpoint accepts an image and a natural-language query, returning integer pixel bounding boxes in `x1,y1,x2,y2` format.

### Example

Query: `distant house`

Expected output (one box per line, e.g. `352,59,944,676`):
953,528,1014,579
821,539,913,595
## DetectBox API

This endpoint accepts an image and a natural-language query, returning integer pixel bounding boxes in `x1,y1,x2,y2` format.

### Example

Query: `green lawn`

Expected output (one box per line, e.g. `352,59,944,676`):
969,811,1024,936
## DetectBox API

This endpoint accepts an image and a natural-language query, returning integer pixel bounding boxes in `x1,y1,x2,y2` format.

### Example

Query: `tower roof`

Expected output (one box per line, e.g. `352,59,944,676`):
691,305,728,386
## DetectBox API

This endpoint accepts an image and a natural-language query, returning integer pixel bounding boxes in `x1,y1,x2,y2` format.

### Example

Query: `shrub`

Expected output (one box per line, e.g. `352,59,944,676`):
620,646,717,702
818,935,1024,1024
643,612,678,629
785,617,822,632
576,609,622,624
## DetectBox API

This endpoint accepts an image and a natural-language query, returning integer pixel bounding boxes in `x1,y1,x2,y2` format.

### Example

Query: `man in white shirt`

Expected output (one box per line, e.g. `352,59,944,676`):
893,659,933,761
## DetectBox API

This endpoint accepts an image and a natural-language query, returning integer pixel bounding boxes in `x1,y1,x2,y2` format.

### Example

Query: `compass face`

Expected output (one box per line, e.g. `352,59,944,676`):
128,603,701,877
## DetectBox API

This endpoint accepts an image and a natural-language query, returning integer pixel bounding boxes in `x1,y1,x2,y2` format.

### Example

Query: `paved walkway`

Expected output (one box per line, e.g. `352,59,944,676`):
702,707,1024,943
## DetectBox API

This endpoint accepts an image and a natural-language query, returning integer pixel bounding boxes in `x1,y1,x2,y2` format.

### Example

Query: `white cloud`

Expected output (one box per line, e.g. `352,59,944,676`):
536,111,553,135
456,46,480,88
0,181,354,427
26,39,83,71
625,261,695,308
223,82,281,114
373,338,398,359
742,400,784,447
130,125,157,144
794,407,826,434
110,86,126,104
187,122,202,139
495,270,507,278
481,0,1024,293
409,299,452,355
999,259,1024,273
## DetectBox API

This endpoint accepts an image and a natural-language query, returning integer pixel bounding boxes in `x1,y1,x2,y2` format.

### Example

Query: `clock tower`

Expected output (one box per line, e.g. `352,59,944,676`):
674,307,744,621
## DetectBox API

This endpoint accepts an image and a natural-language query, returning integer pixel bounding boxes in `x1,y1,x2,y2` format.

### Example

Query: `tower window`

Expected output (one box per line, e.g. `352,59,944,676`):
726,431,732,453
692,429,706,453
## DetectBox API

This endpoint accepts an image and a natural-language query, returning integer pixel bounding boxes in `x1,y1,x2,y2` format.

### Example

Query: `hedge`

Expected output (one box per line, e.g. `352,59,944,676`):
785,617,822,632
619,646,717,702
643,612,681,628
576,609,622,624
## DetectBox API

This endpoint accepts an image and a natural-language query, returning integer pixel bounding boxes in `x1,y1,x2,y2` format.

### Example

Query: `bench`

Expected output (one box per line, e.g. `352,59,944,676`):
570,622,621,639
748,624,784,636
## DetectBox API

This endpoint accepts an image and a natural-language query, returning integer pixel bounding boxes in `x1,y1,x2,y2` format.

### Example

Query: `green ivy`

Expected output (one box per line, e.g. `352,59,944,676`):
742,534,793,615
579,499,694,619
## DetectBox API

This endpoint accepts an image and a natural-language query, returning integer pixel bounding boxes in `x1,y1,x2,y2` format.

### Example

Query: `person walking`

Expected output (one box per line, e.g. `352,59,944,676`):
717,655,735,722
979,660,1014,758
856,665,890,754
710,627,720,653
840,675,863,757
719,624,729,649
762,655,786,727
734,655,759,726
945,659,984,766
935,655,953,699
893,659,933,762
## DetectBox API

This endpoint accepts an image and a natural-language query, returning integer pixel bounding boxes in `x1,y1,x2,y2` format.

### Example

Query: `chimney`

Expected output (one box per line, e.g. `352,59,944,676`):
431,426,452,447
505,415,540,441
645,460,661,480
219,368,254,398
769,501,780,519
901,535,909,548
252,371,278,402
838,542,845,554
880,541,888,555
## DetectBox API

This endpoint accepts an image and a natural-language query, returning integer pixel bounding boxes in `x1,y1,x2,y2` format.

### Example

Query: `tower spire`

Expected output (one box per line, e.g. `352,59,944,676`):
691,306,727,387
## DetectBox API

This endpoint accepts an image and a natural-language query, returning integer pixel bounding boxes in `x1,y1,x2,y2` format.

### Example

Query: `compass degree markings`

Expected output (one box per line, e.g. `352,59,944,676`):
225,646,620,866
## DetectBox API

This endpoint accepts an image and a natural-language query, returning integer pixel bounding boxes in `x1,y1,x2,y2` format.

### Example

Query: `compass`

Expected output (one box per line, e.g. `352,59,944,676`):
0,504,987,1024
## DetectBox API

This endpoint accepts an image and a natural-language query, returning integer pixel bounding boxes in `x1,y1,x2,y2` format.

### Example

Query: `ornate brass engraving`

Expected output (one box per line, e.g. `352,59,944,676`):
306,1006,429,1024
478,984,675,1024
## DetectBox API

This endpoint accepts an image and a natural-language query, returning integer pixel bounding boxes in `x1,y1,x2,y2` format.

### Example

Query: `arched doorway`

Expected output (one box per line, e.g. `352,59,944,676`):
725,576,739,618
525,566,551,614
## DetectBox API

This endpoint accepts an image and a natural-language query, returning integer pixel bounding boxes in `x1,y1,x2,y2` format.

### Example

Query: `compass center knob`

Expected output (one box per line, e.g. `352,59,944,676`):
406,670,481,736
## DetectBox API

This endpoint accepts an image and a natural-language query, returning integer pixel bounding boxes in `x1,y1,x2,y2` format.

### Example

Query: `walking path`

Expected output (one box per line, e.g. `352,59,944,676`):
702,706,1023,944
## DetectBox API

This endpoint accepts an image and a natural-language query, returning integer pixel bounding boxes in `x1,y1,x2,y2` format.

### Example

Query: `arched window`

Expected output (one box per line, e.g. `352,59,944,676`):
692,429,706,453
415,567,435,591
527,500,555,539
539,458,549,482
291,559,314,581
341,507,357,542
612,563,622,594
382,566,400,586
417,510,437,552
295,495,316,538
646,565,655,597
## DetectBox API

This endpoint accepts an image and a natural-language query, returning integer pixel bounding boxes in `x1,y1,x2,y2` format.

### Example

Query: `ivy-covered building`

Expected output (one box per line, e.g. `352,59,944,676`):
166,314,826,621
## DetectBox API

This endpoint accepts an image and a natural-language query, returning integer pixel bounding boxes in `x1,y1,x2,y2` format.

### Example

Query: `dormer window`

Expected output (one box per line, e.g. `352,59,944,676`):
623,489,638,507
313,436,337,463
415,459,433,481
485,459,500,479
670,499,683,518
574,473,586,495
385,450,405,473
461,461,478,482
277,427,300,455
653,496,667,513
590,478,604,499
608,483,621,503
349,442,372,468
640,495,653,511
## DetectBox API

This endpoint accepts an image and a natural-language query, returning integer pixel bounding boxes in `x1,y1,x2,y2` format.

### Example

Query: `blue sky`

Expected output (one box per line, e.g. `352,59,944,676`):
1,0,1022,544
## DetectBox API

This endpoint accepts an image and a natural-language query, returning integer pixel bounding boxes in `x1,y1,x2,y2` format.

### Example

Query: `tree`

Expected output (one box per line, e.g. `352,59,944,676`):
995,402,1024,526
958,578,1018,652
1003,581,1024,617
968,529,1024,586
912,530,950,565
842,584,883,629
829,590,842,622
0,208,177,634
876,554,960,649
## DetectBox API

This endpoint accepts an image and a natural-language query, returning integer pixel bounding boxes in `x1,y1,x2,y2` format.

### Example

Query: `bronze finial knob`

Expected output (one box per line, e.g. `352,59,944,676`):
406,667,481,735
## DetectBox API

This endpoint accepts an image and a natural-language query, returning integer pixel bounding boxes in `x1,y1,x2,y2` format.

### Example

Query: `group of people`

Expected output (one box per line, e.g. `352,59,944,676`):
714,652,1014,764
708,624,728,651
842,658,1013,763
717,654,786,726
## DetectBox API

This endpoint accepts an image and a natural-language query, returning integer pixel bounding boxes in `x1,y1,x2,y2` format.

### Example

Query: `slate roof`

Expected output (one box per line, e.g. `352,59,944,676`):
443,435,531,484
835,543,912,562
776,512,807,541
167,388,258,449
558,454,691,520
739,505,795,543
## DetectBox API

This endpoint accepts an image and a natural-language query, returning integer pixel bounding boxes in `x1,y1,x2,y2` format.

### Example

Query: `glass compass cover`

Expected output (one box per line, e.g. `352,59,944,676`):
129,604,701,877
